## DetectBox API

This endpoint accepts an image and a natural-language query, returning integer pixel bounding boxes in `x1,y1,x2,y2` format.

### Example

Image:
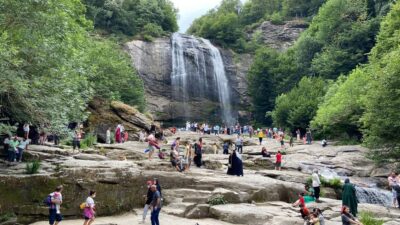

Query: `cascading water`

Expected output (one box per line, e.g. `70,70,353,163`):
302,164,393,207
355,186,392,207
170,33,235,124
202,39,235,125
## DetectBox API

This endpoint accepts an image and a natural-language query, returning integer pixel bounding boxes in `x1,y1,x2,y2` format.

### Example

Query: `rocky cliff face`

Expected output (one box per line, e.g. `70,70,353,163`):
125,22,306,125
125,34,251,125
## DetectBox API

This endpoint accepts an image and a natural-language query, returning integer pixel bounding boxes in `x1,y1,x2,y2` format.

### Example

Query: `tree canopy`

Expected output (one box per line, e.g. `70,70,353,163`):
0,0,145,135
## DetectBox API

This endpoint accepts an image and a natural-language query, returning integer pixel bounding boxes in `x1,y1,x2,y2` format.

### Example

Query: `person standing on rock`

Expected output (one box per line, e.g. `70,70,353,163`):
8,136,19,162
296,129,301,141
312,170,321,203
223,142,229,155
275,151,282,171
258,129,264,145
184,143,194,170
106,128,111,144
72,130,82,152
235,134,243,154
193,138,203,167
49,185,63,225
141,181,153,224
342,178,358,217
306,128,312,145
115,124,121,143
388,172,398,207
150,184,162,225
16,137,29,162
23,123,30,139
83,190,96,225
146,133,159,160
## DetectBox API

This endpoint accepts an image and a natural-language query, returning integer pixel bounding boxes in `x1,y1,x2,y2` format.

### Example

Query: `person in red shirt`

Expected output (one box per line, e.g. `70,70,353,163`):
275,151,282,171
293,193,309,220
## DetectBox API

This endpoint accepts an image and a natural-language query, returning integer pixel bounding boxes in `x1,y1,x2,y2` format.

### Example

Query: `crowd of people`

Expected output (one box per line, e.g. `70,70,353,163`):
3,121,397,225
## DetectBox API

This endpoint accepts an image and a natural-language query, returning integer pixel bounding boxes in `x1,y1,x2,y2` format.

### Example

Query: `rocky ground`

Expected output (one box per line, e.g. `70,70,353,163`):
0,131,399,225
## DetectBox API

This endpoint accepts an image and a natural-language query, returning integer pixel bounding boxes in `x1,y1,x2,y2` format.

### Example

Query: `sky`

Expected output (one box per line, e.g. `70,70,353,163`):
171,0,224,33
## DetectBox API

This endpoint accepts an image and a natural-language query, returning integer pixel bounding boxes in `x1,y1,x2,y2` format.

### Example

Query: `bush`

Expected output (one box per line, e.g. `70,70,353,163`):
359,211,384,225
207,195,228,206
81,133,97,149
270,12,285,25
306,177,342,190
142,23,164,38
26,160,41,174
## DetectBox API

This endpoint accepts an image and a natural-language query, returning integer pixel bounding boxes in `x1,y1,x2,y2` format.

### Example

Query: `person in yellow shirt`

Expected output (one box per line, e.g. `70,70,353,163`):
258,130,264,145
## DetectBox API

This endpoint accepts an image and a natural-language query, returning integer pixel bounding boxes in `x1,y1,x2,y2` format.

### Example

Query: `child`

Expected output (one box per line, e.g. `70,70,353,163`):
275,151,282,171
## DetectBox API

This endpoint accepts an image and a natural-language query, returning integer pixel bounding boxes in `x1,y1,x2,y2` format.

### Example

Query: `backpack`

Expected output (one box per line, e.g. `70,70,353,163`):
43,194,52,206
194,143,201,155
79,202,86,210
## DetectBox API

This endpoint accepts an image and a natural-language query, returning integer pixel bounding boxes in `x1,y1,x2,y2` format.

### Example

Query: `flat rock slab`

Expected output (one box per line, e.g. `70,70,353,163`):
73,153,108,161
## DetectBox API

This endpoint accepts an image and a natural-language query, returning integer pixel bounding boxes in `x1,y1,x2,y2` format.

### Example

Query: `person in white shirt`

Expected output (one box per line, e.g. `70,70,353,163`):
106,128,111,144
83,190,96,225
312,170,321,202
23,123,30,139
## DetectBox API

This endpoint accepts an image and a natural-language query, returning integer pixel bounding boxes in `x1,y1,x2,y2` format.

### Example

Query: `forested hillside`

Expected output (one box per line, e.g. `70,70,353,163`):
0,0,178,135
189,0,399,163
187,0,326,52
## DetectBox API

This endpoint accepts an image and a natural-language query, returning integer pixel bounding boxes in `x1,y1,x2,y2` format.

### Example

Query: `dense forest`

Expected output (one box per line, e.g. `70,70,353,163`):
0,0,178,135
189,0,399,163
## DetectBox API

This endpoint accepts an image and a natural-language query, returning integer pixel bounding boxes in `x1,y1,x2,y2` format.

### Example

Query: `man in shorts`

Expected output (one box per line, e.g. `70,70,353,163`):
275,151,282,171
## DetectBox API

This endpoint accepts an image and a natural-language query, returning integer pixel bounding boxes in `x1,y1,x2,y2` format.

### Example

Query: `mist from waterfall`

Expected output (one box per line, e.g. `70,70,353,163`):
170,33,235,125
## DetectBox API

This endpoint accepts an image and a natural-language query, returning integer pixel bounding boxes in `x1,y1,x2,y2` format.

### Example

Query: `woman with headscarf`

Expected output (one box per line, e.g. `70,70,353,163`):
115,124,121,143
342,178,358,217
227,150,243,176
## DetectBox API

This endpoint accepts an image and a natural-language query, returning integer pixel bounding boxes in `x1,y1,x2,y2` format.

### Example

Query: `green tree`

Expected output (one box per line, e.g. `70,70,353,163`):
272,77,327,131
362,1,400,163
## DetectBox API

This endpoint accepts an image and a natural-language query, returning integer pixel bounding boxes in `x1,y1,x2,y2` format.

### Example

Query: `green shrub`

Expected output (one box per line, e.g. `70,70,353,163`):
207,195,228,206
81,133,97,149
270,12,285,25
26,160,41,174
142,23,164,38
359,211,384,225
143,34,154,42
306,177,342,190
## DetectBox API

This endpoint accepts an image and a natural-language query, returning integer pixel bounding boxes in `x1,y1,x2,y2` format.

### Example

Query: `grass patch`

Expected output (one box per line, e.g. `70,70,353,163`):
207,195,228,206
26,160,41,174
359,211,384,225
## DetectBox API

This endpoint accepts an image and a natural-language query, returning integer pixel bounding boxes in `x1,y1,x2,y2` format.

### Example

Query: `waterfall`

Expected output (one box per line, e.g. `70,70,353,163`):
202,39,235,125
171,33,189,118
355,186,392,207
170,33,235,124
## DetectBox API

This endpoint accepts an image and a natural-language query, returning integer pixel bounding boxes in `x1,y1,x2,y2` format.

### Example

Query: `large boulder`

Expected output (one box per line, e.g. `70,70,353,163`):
87,98,153,142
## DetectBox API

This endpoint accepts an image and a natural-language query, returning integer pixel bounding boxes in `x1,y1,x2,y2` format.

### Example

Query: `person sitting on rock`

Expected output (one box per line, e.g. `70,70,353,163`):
261,147,271,157
308,212,320,225
341,205,363,225
304,184,315,203
313,208,325,225
170,148,183,172
293,193,309,219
